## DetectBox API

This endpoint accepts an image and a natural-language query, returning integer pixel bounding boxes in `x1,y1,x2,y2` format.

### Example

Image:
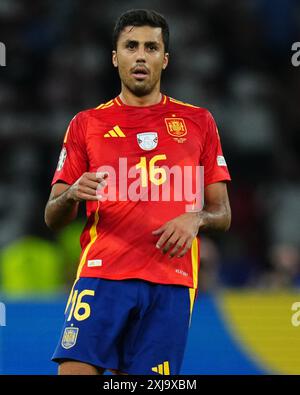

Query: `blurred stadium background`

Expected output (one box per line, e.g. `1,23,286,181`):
0,0,300,374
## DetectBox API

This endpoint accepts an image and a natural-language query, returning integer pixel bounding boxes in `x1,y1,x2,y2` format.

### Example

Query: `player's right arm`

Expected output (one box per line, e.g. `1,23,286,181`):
44,172,108,231
45,112,108,231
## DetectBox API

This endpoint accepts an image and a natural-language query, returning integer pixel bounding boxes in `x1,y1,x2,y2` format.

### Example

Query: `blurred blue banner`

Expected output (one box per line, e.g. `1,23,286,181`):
2,291,299,375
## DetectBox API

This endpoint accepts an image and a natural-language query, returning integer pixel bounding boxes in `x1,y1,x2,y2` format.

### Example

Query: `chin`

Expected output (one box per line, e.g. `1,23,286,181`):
131,83,152,97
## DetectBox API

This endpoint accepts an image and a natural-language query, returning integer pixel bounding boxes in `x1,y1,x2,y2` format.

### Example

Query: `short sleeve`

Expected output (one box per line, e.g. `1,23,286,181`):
200,111,231,187
51,112,88,186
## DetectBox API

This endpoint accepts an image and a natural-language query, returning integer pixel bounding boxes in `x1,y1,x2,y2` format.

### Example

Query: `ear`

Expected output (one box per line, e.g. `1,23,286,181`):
112,50,118,68
162,52,169,70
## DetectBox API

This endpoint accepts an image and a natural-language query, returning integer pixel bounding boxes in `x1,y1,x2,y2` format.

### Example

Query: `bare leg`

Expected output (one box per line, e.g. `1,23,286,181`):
109,369,128,375
58,360,105,375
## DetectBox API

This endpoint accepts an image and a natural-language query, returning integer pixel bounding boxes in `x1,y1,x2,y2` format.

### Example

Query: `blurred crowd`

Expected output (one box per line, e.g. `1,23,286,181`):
0,0,300,294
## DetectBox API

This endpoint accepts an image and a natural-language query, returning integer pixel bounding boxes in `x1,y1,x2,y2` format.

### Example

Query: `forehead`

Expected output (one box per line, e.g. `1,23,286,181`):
118,25,163,44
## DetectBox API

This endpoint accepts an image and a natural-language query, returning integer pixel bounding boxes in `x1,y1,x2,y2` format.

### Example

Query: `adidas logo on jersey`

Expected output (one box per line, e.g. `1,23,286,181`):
151,361,170,375
104,125,126,138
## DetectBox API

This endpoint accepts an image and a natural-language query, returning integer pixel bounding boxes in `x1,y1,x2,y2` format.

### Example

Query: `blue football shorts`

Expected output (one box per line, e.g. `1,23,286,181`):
52,277,196,375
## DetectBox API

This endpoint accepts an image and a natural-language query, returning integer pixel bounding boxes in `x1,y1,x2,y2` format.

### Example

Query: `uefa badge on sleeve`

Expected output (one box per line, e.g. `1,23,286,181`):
57,147,67,171
61,327,79,349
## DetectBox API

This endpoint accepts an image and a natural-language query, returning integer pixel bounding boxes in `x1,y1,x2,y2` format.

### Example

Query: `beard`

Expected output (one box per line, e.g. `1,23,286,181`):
119,68,160,97
123,79,153,97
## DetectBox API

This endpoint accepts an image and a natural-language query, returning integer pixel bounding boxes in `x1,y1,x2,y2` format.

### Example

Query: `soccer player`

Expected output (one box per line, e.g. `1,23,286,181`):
45,9,231,375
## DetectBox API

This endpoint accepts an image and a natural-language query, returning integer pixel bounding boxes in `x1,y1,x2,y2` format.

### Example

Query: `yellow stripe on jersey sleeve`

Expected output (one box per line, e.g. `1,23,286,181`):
63,125,70,144
95,103,104,109
100,102,115,109
95,99,114,110
169,97,199,108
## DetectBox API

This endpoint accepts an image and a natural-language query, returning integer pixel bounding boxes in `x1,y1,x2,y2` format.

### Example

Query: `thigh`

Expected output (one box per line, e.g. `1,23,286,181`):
52,278,139,372
59,360,105,375
122,283,192,375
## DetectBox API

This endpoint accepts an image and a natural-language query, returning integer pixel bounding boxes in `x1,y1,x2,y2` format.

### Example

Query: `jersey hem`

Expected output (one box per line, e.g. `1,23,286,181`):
78,273,195,289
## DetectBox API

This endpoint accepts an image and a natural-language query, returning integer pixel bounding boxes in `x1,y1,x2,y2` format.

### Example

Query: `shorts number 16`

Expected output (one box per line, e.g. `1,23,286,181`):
66,289,95,322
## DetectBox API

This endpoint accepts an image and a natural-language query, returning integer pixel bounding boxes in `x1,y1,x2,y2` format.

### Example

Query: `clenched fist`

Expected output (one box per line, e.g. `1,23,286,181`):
67,172,108,202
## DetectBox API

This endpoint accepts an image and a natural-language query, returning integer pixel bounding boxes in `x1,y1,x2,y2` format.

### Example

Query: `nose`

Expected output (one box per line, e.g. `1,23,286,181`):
135,45,146,62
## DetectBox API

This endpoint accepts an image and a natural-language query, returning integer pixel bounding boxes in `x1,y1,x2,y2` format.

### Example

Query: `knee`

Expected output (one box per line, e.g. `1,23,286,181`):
109,368,128,375
58,360,105,375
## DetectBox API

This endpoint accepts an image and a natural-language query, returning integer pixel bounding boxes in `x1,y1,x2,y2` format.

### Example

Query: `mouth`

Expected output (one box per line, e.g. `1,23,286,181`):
132,67,149,80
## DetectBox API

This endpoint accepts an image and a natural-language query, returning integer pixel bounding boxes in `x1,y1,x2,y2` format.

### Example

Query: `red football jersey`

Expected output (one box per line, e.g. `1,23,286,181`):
51,94,231,289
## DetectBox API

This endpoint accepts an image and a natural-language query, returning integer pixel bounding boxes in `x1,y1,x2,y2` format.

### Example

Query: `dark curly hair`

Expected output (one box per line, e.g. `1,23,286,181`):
112,9,170,53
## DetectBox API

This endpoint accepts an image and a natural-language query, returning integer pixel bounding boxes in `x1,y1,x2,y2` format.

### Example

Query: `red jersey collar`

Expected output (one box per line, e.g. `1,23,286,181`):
114,94,167,108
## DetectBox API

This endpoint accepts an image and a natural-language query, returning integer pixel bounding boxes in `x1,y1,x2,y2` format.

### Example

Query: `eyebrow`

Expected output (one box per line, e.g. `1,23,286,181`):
124,40,160,46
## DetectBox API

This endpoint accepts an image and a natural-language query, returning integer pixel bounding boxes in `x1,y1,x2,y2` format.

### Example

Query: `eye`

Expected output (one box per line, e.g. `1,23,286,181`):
148,45,157,51
126,42,136,50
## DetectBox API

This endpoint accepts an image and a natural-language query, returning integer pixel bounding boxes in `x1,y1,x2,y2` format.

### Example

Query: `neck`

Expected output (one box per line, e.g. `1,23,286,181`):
119,85,162,107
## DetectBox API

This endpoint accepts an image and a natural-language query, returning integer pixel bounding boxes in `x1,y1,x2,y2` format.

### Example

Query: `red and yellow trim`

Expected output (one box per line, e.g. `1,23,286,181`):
95,100,115,110
63,125,70,144
95,103,104,109
98,95,168,109
169,97,199,108
189,238,199,326
65,203,101,314
76,206,100,278
114,94,167,107
114,96,122,106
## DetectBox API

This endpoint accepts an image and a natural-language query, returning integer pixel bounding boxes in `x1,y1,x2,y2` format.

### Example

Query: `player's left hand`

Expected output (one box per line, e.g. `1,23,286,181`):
152,212,202,258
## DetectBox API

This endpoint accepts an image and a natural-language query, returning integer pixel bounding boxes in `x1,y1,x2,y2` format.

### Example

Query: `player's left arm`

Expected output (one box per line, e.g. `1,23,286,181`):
152,181,231,258
197,180,231,233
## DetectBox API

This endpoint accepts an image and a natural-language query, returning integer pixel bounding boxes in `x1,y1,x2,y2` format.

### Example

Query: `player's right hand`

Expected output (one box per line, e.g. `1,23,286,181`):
67,172,108,202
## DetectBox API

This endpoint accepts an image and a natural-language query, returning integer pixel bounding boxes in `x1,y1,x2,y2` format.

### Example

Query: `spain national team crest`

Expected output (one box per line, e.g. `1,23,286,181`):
165,118,187,143
137,132,158,151
61,327,79,349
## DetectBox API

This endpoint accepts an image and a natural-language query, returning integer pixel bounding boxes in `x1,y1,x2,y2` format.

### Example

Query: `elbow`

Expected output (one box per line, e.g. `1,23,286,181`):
224,218,231,232
44,206,60,232
45,217,63,232
44,206,51,229
44,203,77,232
44,211,55,231
223,207,232,232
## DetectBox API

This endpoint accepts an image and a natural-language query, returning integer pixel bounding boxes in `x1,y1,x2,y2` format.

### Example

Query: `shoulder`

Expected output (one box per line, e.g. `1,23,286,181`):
72,98,118,122
166,96,212,120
